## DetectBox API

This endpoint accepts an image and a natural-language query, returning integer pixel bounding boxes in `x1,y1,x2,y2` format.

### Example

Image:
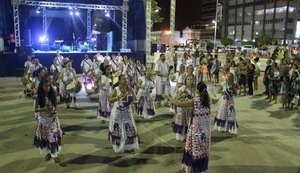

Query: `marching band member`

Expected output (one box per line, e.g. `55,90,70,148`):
104,52,111,61
54,51,64,67
116,53,123,65
80,54,93,90
58,60,79,108
24,55,32,74
95,52,104,63
28,58,43,78
136,68,155,118
110,54,121,74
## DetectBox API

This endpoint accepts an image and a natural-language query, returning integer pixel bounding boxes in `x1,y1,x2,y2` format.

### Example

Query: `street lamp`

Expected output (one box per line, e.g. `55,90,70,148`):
213,1,223,53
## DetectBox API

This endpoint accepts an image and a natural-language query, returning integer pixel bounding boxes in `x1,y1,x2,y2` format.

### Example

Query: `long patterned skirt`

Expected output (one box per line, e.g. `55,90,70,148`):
108,106,139,153
97,89,111,121
214,95,238,134
33,114,63,157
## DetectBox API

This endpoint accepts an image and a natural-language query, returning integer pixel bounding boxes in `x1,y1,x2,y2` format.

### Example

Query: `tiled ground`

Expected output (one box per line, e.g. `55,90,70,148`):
0,77,299,173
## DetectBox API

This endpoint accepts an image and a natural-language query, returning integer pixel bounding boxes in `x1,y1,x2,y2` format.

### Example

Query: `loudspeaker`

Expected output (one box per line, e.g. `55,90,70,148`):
61,45,71,52
151,43,157,55
79,45,88,52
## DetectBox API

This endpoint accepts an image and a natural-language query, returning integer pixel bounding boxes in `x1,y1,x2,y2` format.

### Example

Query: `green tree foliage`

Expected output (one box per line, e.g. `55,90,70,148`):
257,32,272,47
206,42,214,52
151,0,164,24
220,38,234,46
151,35,161,44
241,41,256,46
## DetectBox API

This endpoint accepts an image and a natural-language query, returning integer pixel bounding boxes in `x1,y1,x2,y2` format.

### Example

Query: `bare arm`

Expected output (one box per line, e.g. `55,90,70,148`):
162,94,193,108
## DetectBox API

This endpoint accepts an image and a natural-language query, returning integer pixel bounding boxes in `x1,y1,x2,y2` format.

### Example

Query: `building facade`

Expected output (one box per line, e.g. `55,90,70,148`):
222,0,300,45
151,27,200,46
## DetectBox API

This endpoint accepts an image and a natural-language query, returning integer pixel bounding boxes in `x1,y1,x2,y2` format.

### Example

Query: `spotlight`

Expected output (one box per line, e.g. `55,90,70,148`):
39,35,48,43
105,10,110,17
70,11,74,16
75,11,80,16
35,7,41,14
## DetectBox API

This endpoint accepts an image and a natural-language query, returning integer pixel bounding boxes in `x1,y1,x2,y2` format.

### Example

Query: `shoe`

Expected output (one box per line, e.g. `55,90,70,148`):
54,157,61,163
45,154,51,161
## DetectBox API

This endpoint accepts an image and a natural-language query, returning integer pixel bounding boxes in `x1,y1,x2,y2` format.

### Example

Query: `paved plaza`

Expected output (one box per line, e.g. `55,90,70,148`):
0,77,299,173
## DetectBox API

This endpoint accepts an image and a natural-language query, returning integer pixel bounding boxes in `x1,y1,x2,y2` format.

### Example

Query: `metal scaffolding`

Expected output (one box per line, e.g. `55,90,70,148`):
86,9,92,39
121,0,128,50
145,0,151,61
42,7,47,36
10,0,127,49
12,5,21,47
169,0,176,55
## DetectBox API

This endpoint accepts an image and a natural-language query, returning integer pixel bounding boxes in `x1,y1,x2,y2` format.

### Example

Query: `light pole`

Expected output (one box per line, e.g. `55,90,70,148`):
213,0,222,53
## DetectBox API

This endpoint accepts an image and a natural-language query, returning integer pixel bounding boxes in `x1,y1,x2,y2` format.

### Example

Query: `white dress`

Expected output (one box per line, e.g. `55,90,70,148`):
108,87,139,153
136,76,155,119
97,75,112,121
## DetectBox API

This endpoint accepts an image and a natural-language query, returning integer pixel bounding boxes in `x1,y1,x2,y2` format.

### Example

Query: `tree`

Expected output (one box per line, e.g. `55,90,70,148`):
151,0,164,24
206,42,214,52
257,32,272,47
220,38,234,47
241,41,256,47
151,35,160,44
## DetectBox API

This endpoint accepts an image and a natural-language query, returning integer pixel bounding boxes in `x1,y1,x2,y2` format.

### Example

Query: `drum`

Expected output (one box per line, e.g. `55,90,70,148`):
86,70,93,78
66,82,76,93
75,81,82,94
26,82,34,90
112,76,119,86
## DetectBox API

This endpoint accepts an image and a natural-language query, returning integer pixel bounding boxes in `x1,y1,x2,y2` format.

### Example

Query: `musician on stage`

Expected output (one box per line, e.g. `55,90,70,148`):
58,60,79,108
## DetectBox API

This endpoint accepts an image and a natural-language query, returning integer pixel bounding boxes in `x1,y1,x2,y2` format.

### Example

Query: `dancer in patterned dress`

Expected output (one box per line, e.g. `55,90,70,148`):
172,75,195,141
33,78,63,163
108,75,139,153
214,72,238,134
163,81,218,173
136,68,155,118
95,65,112,121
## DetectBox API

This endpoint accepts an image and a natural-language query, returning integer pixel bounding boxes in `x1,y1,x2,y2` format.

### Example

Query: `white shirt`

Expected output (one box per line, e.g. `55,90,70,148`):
154,61,169,82
80,59,93,73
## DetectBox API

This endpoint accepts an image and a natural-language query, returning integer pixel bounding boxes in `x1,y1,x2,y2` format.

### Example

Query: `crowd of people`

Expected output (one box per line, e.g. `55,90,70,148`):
19,47,299,172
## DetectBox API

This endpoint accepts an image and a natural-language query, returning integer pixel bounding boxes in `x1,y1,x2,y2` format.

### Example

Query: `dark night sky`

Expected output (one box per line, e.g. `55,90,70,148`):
153,0,202,31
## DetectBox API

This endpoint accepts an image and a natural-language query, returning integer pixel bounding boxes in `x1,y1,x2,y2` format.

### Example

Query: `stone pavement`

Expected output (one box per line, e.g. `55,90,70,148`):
0,77,299,173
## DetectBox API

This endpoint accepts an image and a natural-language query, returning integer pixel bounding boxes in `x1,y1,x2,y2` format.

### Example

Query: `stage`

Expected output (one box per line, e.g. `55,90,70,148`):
0,51,145,77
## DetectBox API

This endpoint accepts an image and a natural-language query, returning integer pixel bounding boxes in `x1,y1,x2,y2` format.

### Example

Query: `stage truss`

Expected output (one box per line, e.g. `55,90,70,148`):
11,0,128,50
